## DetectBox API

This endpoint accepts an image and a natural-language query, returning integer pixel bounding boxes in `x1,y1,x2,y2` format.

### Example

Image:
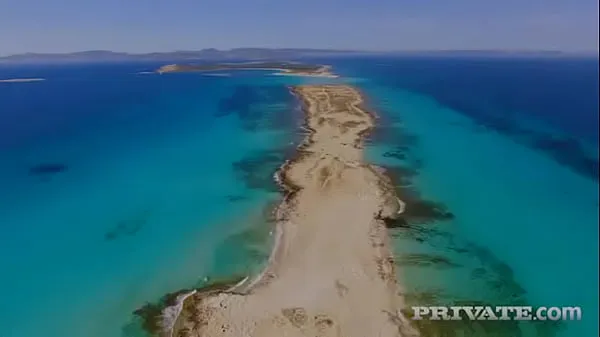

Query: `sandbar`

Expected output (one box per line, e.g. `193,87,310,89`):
155,62,337,77
0,78,45,83
168,85,417,337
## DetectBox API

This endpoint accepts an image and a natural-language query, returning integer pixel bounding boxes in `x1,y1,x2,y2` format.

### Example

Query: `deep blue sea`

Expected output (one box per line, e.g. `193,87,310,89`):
0,57,598,337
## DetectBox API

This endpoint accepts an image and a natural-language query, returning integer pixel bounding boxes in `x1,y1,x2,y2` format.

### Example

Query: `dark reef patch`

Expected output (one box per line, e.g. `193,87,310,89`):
382,165,454,226
382,216,409,229
133,288,193,335
263,85,303,130
395,235,560,336
397,253,461,269
133,276,245,336
225,195,248,202
366,125,419,148
388,210,557,336
28,163,68,176
367,117,455,227
387,222,454,247
217,85,262,120
104,211,150,241
531,134,599,180
232,144,297,193
382,146,410,161
217,85,298,131
133,303,163,336
232,151,283,193
382,164,417,187
401,198,455,223
462,243,528,301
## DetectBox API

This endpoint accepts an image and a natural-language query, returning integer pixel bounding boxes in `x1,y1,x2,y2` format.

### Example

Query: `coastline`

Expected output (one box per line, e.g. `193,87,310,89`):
271,71,339,78
155,62,338,78
162,85,416,337
0,78,45,83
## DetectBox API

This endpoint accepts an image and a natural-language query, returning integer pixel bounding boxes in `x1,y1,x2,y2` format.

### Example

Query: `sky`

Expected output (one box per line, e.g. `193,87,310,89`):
0,0,598,55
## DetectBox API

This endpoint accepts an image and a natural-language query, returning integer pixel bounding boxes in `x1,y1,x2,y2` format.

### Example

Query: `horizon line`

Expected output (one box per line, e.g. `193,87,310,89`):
1,47,598,58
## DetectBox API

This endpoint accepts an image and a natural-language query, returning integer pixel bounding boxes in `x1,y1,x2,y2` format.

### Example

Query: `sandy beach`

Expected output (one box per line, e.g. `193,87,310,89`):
170,85,417,337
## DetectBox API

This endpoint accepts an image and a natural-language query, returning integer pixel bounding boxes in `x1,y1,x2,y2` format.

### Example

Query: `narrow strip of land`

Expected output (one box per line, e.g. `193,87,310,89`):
0,78,45,83
155,62,337,77
171,85,416,337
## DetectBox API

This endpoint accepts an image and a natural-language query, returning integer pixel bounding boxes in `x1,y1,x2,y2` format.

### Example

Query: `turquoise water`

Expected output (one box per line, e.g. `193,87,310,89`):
332,57,598,337
0,66,327,337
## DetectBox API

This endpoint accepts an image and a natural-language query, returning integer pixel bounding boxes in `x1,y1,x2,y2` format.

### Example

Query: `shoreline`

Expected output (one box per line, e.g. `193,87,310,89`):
162,84,416,337
271,71,339,78
0,78,45,83
155,62,337,78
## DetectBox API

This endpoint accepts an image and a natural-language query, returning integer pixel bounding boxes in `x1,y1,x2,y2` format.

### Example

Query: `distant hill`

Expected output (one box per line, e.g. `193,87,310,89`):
0,48,370,64
1,48,594,64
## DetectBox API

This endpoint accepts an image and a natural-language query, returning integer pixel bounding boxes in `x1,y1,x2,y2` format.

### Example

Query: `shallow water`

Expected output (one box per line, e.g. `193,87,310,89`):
332,57,599,337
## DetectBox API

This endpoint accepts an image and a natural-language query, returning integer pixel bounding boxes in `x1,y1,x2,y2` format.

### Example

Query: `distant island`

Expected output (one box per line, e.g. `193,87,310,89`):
0,78,45,83
0,48,594,64
156,62,338,77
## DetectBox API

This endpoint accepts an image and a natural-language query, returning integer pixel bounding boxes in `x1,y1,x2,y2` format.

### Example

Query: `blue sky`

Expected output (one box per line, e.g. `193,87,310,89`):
0,0,598,55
